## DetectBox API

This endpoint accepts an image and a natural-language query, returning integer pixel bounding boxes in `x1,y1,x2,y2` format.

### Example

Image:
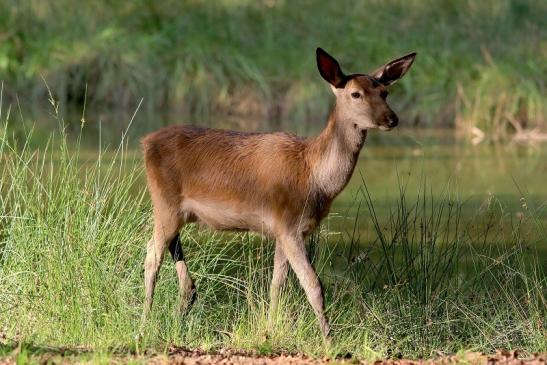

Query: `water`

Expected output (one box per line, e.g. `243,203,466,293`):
335,129,546,229
25,109,547,254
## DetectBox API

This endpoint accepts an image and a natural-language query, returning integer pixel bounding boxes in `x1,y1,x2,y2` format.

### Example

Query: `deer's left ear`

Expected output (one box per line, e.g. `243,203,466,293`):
316,48,347,88
371,52,417,86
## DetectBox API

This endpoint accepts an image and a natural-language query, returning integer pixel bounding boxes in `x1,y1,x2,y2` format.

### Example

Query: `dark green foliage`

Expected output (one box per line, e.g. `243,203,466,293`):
0,0,545,136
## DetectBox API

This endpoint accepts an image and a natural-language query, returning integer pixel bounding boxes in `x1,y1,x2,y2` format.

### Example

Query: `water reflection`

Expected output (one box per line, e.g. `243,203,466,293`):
26,108,547,248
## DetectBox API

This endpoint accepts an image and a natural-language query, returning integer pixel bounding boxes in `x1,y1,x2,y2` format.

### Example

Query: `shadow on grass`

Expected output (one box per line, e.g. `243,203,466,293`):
0,340,143,362
0,340,92,357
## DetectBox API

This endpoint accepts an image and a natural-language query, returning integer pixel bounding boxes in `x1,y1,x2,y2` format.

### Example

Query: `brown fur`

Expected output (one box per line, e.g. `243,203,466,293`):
139,48,416,337
142,125,328,235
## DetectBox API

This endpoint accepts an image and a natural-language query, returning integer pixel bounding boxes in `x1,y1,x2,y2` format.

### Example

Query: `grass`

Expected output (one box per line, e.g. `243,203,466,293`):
0,98,545,363
0,0,545,140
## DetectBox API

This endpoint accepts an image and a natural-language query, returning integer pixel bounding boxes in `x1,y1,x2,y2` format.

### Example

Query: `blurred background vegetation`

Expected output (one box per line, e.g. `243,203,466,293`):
0,0,545,141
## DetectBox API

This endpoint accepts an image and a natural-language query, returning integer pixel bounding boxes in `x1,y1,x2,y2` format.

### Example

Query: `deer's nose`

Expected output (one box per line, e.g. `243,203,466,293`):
388,114,399,128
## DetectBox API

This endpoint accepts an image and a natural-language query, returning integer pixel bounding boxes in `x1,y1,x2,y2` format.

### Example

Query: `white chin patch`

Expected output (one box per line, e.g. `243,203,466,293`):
379,125,393,131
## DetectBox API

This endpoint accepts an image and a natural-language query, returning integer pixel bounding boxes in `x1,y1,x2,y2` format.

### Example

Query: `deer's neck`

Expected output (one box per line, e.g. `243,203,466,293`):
308,104,367,198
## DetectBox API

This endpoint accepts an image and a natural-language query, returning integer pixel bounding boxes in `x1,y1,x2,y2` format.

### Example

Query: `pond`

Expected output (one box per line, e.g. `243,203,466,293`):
334,129,546,231
58,109,546,217
19,109,547,260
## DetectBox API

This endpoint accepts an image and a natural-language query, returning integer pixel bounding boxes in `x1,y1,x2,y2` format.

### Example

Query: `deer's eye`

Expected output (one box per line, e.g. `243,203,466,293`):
351,92,361,99
380,90,388,99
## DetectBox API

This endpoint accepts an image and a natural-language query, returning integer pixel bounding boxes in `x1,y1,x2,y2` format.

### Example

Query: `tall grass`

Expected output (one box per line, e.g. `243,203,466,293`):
0,107,545,359
0,0,545,138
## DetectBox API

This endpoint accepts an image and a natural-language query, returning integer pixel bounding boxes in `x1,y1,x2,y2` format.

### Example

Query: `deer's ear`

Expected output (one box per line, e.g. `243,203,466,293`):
371,52,416,86
316,48,346,88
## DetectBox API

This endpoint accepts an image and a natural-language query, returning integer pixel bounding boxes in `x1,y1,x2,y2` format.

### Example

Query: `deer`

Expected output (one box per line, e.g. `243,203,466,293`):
140,47,416,337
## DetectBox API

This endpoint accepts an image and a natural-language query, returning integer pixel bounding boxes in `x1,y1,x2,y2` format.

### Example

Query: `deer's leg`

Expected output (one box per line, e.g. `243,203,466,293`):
168,233,196,313
280,233,330,337
142,208,181,325
269,242,289,323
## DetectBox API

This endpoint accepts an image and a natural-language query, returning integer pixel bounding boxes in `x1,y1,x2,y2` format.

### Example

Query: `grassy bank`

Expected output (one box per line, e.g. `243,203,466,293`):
0,110,545,361
0,0,545,140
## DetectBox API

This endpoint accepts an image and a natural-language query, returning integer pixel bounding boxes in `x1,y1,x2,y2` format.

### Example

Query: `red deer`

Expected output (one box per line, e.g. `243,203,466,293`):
140,48,416,336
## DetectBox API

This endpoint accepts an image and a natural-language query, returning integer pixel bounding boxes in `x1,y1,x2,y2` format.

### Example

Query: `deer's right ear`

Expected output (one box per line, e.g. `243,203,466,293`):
316,48,346,88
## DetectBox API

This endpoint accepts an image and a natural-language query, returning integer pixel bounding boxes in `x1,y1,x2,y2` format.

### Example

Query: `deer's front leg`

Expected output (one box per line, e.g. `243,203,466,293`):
269,242,289,325
279,233,330,337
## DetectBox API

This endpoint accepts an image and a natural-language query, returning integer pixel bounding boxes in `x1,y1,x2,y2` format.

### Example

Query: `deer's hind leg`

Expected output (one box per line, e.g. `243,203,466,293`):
168,233,196,313
142,197,182,324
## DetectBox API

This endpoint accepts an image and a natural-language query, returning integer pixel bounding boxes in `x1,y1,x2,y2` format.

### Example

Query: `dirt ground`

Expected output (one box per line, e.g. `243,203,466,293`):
0,346,545,364
152,348,544,365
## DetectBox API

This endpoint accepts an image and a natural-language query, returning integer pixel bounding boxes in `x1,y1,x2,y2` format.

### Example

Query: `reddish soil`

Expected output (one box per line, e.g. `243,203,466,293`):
152,348,545,365
0,346,545,364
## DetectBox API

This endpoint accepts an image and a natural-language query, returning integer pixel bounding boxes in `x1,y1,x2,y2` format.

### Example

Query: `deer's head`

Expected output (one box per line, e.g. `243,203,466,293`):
317,48,416,131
